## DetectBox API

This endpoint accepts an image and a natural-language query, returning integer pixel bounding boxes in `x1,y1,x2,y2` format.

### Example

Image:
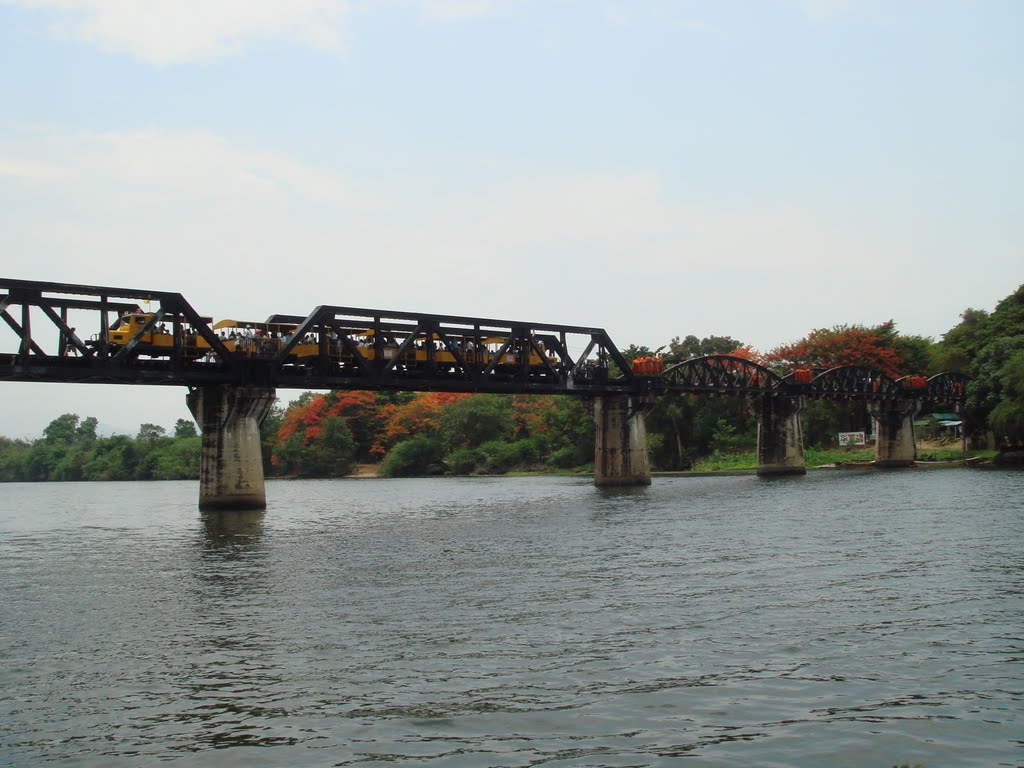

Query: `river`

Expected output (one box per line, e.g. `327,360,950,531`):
1,469,1021,767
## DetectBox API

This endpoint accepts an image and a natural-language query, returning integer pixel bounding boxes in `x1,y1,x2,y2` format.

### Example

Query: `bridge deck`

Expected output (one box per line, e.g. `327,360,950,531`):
0,278,967,402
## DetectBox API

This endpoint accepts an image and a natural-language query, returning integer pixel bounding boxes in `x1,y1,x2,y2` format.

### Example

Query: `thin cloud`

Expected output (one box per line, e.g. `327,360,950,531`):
0,0,526,65
795,0,859,22
3,0,353,65
0,125,870,330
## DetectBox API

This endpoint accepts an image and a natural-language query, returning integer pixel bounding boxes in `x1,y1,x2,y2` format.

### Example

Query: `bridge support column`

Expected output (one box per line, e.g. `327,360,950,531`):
592,395,653,486
753,394,806,476
868,399,919,467
187,385,276,511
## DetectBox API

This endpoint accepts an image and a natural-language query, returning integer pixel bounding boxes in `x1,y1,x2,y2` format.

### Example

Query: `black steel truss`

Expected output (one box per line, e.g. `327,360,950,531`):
0,278,636,395
0,279,968,404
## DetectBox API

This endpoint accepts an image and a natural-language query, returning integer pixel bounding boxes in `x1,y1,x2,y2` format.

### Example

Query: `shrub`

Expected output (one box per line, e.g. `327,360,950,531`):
380,435,445,477
549,445,588,469
446,446,484,475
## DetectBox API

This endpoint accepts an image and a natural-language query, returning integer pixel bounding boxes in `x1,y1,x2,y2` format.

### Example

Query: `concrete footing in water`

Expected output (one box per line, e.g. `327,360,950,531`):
869,399,920,467
592,395,654,486
753,393,807,477
187,385,276,511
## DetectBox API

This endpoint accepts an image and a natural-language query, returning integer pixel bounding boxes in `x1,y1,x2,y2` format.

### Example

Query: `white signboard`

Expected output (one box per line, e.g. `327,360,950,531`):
838,431,866,447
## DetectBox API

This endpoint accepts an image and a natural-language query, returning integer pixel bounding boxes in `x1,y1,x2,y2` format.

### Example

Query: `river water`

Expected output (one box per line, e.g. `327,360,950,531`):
1,469,1021,767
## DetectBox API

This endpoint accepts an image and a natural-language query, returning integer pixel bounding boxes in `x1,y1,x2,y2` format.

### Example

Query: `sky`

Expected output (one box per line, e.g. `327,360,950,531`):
1,0,1021,438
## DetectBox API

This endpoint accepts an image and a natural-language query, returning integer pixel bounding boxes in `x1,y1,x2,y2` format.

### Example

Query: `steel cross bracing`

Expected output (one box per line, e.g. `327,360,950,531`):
0,279,968,404
0,278,637,395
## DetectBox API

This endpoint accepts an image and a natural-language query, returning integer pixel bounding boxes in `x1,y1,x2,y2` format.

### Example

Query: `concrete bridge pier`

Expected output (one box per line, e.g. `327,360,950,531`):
752,393,806,476
868,399,920,467
187,385,276,510
592,395,654,486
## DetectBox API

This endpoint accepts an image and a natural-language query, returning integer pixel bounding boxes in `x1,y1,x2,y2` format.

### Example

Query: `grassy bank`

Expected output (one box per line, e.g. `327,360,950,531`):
691,447,991,472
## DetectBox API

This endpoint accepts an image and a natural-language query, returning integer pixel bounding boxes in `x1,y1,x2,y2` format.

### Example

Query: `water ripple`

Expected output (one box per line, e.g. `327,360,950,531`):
1,470,1022,766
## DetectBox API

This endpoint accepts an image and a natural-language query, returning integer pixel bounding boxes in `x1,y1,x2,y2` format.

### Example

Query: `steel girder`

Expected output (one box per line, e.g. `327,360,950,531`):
0,278,637,395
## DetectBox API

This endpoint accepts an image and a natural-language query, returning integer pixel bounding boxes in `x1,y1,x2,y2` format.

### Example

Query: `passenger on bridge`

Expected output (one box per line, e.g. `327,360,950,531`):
63,328,78,357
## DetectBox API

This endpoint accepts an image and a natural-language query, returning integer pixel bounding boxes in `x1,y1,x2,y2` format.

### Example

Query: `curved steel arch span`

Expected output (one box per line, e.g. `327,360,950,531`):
654,360,968,404
660,355,783,396
806,366,902,400
924,371,969,401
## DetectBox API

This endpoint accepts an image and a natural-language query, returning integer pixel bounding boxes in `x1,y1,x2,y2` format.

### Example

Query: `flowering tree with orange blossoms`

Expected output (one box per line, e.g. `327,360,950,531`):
276,393,328,445
272,392,357,476
511,394,557,438
765,323,907,379
725,345,763,363
322,390,388,461
373,392,470,455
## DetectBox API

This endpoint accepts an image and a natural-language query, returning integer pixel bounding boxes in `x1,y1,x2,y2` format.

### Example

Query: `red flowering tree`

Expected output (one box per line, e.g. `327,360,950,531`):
272,392,356,477
765,323,907,379
373,392,469,455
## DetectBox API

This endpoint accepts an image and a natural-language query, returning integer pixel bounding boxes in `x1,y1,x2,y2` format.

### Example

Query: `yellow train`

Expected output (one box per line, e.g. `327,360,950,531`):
100,311,560,372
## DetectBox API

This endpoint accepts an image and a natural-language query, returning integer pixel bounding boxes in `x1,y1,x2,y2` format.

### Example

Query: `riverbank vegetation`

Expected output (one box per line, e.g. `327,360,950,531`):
1,284,1021,481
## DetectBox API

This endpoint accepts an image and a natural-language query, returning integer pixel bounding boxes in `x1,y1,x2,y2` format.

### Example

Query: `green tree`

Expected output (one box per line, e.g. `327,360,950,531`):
76,416,98,441
137,423,167,442
440,395,513,452
379,434,445,477
957,285,1024,442
174,418,198,438
273,415,356,477
668,335,744,361
81,435,138,481
0,437,32,481
149,436,202,479
988,349,1024,447
43,413,80,444
932,307,990,373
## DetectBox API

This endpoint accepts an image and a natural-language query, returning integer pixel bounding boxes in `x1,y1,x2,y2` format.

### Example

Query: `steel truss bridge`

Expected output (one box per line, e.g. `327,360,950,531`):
0,279,967,404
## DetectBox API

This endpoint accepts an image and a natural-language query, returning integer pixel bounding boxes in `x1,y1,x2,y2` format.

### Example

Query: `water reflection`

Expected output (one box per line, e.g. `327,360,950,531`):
199,509,265,551
160,509,292,753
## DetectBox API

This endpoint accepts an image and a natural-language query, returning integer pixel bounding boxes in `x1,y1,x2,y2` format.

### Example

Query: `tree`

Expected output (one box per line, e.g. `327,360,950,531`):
137,423,167,442
76,416,98,442
379,434,445,477
321,391,388,462
374,392,468,454
149,436,202,479
950,284,1024,444
0,437,32,481
174,418,197,438
988,350,1024,448
932,307,990,373
260,404,284,473
43,413,80,444
81,435,137,481
966,336,1024,434
441,395,513,452
273,414,357,477
766,322,907,378
668,335,744,361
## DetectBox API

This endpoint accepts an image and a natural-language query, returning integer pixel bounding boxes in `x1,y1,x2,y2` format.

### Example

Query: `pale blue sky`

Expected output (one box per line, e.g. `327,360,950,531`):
1,0,1021,437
